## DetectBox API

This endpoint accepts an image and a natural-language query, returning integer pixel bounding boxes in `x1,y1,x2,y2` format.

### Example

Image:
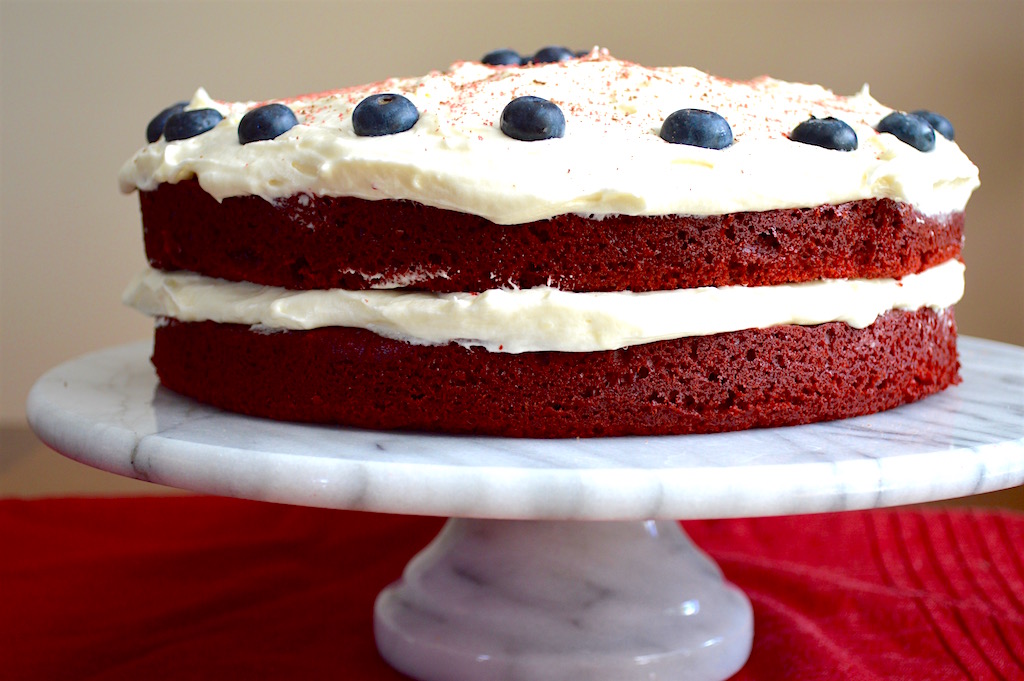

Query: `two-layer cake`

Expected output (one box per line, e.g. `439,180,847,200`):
119,48,979,437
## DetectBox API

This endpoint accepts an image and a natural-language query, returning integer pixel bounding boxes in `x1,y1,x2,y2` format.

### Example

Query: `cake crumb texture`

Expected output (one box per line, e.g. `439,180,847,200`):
152,308,959,438
140,180,963,293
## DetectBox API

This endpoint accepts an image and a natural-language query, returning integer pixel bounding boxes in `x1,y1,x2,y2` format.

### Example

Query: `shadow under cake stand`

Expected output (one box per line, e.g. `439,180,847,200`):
27,337,1024,681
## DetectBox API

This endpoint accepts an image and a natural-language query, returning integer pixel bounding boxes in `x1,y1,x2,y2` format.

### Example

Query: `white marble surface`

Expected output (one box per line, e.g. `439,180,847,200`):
26,337,1024,520
25,337,1024,681
375,519,752,681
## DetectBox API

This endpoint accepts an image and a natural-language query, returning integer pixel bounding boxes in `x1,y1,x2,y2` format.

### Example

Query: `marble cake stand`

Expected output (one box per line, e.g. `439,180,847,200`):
27,337,1024,681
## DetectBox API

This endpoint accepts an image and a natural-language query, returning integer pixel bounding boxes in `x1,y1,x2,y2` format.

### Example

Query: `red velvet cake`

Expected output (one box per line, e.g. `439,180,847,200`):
120,48,979,437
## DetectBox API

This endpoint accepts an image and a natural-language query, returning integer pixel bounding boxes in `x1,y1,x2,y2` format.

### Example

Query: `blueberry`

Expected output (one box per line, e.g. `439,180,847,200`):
482,49,522,66
876,112,935,152
499,96,566,141
911,110,954,141
238,103,300,144
352,93,419,137
531,46,575,64
146,101,187,142
659,109,733,149
789,117,858,151
163,108,224,141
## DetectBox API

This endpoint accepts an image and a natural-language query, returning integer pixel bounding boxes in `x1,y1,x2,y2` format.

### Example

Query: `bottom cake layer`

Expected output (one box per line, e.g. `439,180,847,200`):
152,308,959,438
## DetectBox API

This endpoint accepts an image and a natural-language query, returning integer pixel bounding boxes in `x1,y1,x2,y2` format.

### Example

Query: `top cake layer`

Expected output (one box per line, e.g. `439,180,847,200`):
119,48,979,223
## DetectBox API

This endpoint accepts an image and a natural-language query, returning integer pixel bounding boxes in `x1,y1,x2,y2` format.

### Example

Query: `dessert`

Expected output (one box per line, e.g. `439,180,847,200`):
119,47,979,437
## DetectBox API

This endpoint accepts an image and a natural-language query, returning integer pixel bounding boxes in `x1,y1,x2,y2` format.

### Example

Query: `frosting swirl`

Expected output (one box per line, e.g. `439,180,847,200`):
119,49,979,224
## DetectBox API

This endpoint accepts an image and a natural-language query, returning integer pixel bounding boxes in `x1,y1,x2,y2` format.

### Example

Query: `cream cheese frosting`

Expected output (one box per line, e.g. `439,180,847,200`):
124,259,965,354
118,49,979,224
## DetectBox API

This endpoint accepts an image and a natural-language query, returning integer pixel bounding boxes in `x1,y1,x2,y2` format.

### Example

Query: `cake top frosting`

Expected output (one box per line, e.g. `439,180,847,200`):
119,48,979,224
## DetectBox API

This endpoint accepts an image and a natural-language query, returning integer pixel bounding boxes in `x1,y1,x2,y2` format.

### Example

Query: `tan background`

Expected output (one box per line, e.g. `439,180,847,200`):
1,1,1021,503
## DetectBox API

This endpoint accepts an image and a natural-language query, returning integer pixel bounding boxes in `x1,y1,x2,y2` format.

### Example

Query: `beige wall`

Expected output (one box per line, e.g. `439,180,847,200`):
2,0,1022,425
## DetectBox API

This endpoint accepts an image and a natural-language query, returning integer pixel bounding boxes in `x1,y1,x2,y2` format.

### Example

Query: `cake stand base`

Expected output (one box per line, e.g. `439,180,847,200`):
374,518,753,681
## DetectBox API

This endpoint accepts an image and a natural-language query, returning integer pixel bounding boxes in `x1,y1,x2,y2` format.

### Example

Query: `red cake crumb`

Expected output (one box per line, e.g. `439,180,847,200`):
140,180,963,293
151,308,959,438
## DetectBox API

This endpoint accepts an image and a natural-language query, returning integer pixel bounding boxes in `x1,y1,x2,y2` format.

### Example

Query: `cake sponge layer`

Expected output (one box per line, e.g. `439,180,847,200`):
151,308,959,438
141,180,963,293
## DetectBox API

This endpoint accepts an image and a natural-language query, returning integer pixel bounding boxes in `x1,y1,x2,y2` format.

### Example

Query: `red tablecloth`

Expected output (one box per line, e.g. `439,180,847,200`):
2,497,1023,680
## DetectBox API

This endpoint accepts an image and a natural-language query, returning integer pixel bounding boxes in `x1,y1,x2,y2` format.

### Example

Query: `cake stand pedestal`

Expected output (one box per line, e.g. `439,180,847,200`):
27,338,1024,681
374,518,752,681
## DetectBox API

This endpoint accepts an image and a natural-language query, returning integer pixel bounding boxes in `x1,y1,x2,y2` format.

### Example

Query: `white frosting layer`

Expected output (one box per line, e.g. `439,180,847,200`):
118,50,979,224
124,260,965,354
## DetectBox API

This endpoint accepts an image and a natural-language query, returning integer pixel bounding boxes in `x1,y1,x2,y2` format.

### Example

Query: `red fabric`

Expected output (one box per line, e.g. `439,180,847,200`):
2,497,1022,680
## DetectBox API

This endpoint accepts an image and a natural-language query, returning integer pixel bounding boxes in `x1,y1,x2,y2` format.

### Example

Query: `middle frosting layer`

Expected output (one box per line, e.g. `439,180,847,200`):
125,260,965,354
